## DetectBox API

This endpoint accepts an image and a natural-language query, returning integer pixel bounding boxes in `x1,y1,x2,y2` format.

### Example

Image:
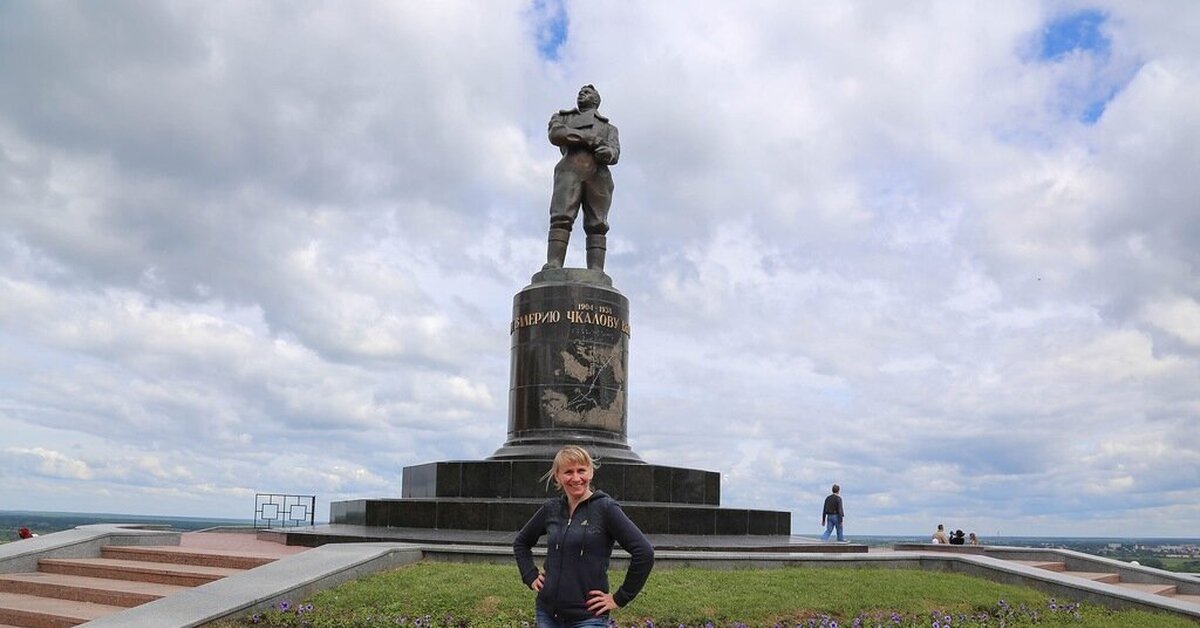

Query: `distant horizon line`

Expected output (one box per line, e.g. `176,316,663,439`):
4,509,1197,541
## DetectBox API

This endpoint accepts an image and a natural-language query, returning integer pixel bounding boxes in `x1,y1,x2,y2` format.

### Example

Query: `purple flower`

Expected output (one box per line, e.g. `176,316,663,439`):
250,614,262,624
277,600,292,612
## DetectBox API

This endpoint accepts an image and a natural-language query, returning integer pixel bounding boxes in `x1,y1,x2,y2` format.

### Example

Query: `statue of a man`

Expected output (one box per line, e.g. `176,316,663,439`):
542,84,621,272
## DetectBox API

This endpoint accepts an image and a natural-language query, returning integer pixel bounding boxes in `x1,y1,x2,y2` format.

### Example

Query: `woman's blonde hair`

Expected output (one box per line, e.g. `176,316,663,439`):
541,445,600,491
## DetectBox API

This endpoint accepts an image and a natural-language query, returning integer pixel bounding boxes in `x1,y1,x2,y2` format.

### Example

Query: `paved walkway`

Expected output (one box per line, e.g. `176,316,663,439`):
176,531,309,557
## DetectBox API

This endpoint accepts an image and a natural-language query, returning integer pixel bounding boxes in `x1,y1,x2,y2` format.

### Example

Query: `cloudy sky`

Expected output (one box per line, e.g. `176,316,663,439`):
2,1,1197,537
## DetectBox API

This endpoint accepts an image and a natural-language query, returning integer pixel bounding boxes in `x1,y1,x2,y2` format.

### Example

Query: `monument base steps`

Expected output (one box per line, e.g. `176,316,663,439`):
996,552,1193,604
0,532,305,628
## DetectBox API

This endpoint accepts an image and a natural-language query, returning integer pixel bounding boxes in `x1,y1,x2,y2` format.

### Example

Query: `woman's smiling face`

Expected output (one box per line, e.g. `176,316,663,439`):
556,462,593,500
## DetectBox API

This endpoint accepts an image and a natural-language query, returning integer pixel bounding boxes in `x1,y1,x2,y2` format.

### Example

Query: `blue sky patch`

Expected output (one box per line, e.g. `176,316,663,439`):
1080,91,1112,124
531,0,568,61
1040,9,1109,61
1034,9,1128,125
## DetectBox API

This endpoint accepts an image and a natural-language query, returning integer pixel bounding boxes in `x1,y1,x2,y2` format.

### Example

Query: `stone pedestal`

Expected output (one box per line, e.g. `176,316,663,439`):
491,269,641,462
330,269,792,536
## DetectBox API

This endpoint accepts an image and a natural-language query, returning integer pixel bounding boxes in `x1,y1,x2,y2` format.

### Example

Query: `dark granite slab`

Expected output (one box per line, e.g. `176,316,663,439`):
400,460,721,506
278,523,865,553
330,497,790,536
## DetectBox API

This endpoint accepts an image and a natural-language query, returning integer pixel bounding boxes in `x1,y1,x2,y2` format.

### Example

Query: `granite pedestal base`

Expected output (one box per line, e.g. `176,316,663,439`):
331,458,791,536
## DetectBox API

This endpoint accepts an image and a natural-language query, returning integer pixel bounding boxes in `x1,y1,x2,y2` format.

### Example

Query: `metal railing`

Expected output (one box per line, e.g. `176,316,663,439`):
254,493,316,528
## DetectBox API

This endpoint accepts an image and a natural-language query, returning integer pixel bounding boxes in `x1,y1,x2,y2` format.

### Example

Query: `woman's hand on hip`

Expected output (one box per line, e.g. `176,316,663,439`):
531,573,544,592
586,590,617,615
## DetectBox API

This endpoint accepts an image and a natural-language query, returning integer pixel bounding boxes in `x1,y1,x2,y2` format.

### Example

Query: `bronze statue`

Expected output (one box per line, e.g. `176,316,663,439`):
543,85,620,272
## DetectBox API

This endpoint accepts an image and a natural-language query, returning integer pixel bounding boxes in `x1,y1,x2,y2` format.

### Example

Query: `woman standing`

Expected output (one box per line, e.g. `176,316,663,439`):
513,446,654,628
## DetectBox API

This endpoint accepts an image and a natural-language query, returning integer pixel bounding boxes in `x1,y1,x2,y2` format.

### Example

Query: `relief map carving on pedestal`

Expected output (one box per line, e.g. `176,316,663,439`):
510,298,629,435
543,340,625,432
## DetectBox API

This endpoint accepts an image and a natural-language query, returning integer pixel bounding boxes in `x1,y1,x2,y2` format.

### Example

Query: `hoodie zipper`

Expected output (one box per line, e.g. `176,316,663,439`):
558,500,589,556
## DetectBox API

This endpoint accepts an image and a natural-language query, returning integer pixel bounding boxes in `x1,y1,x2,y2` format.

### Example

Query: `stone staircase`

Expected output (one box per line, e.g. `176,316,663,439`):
1011,558,1200,606
0,540,284,627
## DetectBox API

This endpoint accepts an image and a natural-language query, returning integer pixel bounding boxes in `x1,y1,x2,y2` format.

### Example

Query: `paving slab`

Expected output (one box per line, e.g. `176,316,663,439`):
0,572,187,606
38,558,242,586
1117,581,1178,596
0,590,126,624
277,524,867,552
1009,559,1066,571
179,531,308,557
101,546,276,569
1061,570,1120,584
83,543,423,628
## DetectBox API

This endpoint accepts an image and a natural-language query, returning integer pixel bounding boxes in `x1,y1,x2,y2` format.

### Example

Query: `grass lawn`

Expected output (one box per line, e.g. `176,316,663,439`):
209,561,1196,627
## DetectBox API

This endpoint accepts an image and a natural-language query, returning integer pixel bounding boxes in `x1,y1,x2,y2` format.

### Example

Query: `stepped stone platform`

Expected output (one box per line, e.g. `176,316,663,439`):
335,459,793,537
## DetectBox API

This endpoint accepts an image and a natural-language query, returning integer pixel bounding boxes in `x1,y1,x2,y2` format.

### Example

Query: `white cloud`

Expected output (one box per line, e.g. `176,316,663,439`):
6,447,94,481
1141,295,1200,348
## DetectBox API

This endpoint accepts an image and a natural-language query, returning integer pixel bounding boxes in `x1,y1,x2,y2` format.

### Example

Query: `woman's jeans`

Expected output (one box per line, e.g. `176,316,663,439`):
535,607,609,628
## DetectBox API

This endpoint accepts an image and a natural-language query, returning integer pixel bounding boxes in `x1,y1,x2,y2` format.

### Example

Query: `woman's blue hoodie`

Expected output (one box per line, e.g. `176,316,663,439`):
514,490,655,622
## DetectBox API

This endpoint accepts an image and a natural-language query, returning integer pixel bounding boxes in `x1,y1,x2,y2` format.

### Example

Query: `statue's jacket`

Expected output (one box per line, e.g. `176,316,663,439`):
548,108,621,166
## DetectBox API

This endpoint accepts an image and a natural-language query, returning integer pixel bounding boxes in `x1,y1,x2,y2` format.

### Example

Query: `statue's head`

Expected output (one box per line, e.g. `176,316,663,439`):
577,84,601,110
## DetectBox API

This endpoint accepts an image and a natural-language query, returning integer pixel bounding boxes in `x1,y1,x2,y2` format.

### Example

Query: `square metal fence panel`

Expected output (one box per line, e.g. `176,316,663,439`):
254,493,316,528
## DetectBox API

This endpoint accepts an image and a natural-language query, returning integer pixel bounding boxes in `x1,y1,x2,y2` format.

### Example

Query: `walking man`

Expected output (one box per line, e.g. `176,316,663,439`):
820,484,845,542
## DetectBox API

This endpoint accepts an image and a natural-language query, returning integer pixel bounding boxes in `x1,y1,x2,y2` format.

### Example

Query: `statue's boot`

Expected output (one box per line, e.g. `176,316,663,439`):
542,228,570,270
586,234,606,271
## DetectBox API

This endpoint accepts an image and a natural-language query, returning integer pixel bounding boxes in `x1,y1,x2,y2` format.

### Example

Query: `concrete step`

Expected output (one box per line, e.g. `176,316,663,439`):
1117,581,1177,596
100,545,277,570
0,591,125,627
1010,559,1067,572
1062,570,1120,584
38,558,242,587
1170,593,1200,604
0,572,187,608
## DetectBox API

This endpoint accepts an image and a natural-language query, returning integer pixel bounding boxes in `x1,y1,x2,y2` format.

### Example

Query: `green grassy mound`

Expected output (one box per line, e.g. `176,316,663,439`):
210,561,1195,627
